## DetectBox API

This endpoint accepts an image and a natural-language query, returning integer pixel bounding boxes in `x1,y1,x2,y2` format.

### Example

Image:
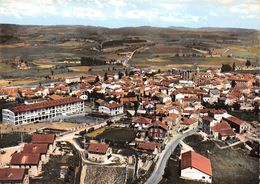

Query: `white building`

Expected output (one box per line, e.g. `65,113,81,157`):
181,151,212,183
2,97,84,125
98,102,124,116
65,76,81,84
87,143,112,163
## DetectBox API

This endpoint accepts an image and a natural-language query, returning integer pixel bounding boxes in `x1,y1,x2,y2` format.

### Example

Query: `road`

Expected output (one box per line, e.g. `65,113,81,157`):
145,129,197,184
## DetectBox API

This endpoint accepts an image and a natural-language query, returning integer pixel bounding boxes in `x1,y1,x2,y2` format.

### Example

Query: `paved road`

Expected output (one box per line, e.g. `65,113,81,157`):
145,129,197,184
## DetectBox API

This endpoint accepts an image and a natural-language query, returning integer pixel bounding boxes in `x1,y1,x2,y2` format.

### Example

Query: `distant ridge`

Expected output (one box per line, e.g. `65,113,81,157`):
0,23,259,32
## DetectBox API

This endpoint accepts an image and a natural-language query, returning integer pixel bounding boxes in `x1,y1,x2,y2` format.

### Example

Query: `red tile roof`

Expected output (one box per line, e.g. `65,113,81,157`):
137,142,161,151
149,121,168,130
22,143,48,154
132,117,152,124
104,102,123,109
0,168,26,181
10,153,41,165
225,116,245,126
181,119,196,125
31,134,55,144
211,121,235,136
209,109,226,114
181,151,212,176
202,116,214,122
10,97,82,113
87,143,109,155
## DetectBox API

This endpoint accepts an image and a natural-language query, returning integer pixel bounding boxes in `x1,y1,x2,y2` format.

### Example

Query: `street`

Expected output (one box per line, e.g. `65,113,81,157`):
145,129,197,184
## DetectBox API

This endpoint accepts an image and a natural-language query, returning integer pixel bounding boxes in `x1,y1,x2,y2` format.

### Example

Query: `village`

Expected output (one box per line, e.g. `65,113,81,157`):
0,64,259,184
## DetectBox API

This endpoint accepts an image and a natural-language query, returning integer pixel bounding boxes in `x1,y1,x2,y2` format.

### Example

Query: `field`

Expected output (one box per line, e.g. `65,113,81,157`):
0,121,85,134
0,25,259,84
160,134,259,184
130,52,244,69
68,66,91,72
0,62,15,73
95,128,136,143
87,127,106,137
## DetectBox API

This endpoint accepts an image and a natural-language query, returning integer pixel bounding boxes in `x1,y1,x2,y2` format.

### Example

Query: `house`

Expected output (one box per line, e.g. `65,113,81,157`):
180,118,197,128
31,134,56,152
211,121,235,140
208,109,227,122
132,117,152,130
10,153,42,177
22,144,49,164
223,116,248,133
181,151,212,183
0,168,29,184
209,89,219,104
24,98,45,105
2,97,84,125
200,116,217,134
98,102,124,116
87,143,112,163
137,142,161,154
148,121,168,140
65,76,81,84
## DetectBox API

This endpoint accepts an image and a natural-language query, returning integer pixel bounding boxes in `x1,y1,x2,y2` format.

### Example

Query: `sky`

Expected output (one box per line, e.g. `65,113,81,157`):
0,0,259,29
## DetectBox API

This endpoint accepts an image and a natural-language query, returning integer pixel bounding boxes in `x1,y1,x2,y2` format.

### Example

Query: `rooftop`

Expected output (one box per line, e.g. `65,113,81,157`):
181,150,212,176
10,97,82,113
31,134,55,144
0,168,26,181
87,143,109,155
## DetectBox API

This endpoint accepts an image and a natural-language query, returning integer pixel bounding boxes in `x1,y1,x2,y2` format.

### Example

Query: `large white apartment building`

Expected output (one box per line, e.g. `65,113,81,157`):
2,97,84,125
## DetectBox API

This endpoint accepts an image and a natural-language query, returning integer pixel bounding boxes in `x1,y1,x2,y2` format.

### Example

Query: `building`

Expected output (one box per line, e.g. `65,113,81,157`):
22,144,49,164
31,134,56,152
65,76,81,84
148,121,168,140
87,143,111,163
181,151,212,183
137,142,161,154
211,121,235,140
200,116,216,134
132,117,152,130
0,168,29,184
10,153,42,177
223,116,248,133
2,97,84,125
98,102,124,116
209,89,219,104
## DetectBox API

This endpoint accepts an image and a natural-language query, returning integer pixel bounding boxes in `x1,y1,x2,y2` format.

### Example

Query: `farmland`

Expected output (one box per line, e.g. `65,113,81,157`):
0,24,259,84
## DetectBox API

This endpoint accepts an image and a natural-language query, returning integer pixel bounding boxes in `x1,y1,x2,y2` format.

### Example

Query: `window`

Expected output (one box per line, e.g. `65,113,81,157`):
202,176,205,179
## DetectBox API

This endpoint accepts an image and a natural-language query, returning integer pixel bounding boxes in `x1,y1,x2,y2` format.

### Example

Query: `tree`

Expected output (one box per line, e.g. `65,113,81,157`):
104,72,108,81
231,80,236,88
246,60,251,68
221,64,232,72
94,75,100,83
118,71,124,79
232,62,236,71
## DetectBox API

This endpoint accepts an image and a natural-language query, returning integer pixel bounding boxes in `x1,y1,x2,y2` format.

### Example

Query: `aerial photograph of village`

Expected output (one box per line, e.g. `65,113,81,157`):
0,0,259,184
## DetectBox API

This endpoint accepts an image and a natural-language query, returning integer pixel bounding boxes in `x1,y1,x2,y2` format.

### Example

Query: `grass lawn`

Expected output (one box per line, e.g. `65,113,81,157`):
95,127,136,143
